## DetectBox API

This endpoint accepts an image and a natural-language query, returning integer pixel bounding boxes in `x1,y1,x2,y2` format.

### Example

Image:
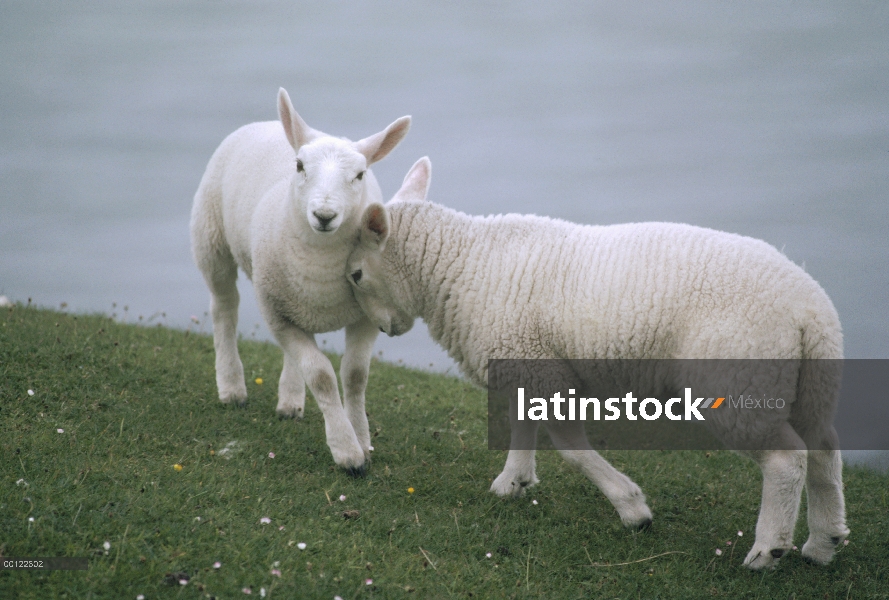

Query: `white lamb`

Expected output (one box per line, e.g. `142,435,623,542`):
190,88,410,474
345,157,849,569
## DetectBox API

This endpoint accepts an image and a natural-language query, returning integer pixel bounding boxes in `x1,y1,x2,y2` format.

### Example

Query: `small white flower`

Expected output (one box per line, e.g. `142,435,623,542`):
737,530,743,537
297,542,307,550
339,495,346,502
531,499,538,505
843,539,849,546
365,578,373,586
260,588,266,598
57,428,64,434
485,552,492,558
268,452,275,459
335,596,344,600
104,541,111,551
260,517,271,524
28,517,34,522
213,561,221,569
715,548,723,556
16,478,27,487
137,595,145,600
28,389,35,396
179,579,188,586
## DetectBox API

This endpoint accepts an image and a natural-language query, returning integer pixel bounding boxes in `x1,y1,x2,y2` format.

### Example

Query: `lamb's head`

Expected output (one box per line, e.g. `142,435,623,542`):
277,88,411,236
347,157,432,337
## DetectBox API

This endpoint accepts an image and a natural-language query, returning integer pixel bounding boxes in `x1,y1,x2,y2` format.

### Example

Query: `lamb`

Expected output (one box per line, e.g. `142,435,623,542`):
190,88,410,474
345,157,849,570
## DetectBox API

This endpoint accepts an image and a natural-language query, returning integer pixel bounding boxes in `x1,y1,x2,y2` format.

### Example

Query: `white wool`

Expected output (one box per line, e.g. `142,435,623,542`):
347,157,849,569
190,88,409,473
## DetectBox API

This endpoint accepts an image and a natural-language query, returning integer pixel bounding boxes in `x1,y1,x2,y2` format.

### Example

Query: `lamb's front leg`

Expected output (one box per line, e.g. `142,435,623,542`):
491,417,541,497
491,450,540,497
548,422,652,530
276,355,306,419
273,323,366,474
341,318,379,461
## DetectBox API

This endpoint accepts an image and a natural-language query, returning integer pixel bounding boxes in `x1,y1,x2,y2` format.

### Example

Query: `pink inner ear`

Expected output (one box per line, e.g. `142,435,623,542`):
367,207,386,235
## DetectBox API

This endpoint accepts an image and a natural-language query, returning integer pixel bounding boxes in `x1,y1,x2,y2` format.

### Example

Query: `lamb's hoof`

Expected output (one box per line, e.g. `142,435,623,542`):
743,545,787,570
345,463,368,478
219,392,247,407
614,488,653,530
619,507,653,530
800,533,845,565
276,405,304,420
490,472,539,498
636,518,653,532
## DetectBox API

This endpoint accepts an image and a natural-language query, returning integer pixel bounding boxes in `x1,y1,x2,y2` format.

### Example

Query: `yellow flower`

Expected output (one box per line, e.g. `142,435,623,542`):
407,487,415,494
255,377,263,385
173,464,183,471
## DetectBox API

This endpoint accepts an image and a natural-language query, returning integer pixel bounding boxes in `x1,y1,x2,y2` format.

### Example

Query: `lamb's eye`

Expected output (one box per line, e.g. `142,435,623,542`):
355,171,365,181
296,159,304,173
351,270,363,284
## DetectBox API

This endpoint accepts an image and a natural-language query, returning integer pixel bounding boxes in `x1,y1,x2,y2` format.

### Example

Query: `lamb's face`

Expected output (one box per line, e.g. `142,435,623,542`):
292,138,369,235
347,243,416,337
277,87,410,236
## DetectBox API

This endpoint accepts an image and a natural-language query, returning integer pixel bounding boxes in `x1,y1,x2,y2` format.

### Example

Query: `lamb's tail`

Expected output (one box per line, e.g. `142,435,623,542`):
190,148,231,278
793,290,843,450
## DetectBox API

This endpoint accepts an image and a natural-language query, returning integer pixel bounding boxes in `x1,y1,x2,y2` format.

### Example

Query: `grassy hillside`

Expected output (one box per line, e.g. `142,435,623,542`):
1,305,886,598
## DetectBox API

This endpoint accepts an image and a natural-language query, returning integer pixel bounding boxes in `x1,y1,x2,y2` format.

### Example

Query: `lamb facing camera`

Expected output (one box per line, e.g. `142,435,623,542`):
346,157,849,569
190,88,410,474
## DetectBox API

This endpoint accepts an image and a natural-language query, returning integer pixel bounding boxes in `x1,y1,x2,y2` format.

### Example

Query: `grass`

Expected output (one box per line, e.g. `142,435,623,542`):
1,305,887,599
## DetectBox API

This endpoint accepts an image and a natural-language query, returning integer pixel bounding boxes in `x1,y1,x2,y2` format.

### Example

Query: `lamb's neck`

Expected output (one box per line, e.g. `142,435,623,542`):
390,202,472,343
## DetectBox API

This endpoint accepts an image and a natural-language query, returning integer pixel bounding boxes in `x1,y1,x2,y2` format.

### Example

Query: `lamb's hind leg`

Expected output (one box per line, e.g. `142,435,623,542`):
743,424,808,570
800,428,849,565
547,422,652,529
206,259,247,404
340,318,379,461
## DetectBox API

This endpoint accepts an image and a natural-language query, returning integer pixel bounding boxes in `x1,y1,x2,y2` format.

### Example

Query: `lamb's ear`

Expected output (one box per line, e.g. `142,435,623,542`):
278,88,319,150
391,157,431,203
359,202,390,249
355,116,411,165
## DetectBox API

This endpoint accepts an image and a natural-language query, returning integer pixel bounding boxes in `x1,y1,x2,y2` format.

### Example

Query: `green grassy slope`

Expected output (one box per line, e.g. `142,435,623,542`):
1,306,885,598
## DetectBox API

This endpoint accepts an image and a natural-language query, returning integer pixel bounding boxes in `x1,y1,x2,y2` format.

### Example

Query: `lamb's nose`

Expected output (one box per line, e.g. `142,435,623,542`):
313,210,336,229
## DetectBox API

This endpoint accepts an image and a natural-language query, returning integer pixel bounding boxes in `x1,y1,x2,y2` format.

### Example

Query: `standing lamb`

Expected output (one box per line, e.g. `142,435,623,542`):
190,88,410,474
345,157,849,569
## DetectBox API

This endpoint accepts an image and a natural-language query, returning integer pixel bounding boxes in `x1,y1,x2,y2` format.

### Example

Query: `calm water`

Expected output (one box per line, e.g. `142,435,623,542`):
2,2,888,376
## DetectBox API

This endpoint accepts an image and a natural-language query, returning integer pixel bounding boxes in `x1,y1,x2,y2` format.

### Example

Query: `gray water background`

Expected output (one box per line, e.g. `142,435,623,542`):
2,4,887,382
